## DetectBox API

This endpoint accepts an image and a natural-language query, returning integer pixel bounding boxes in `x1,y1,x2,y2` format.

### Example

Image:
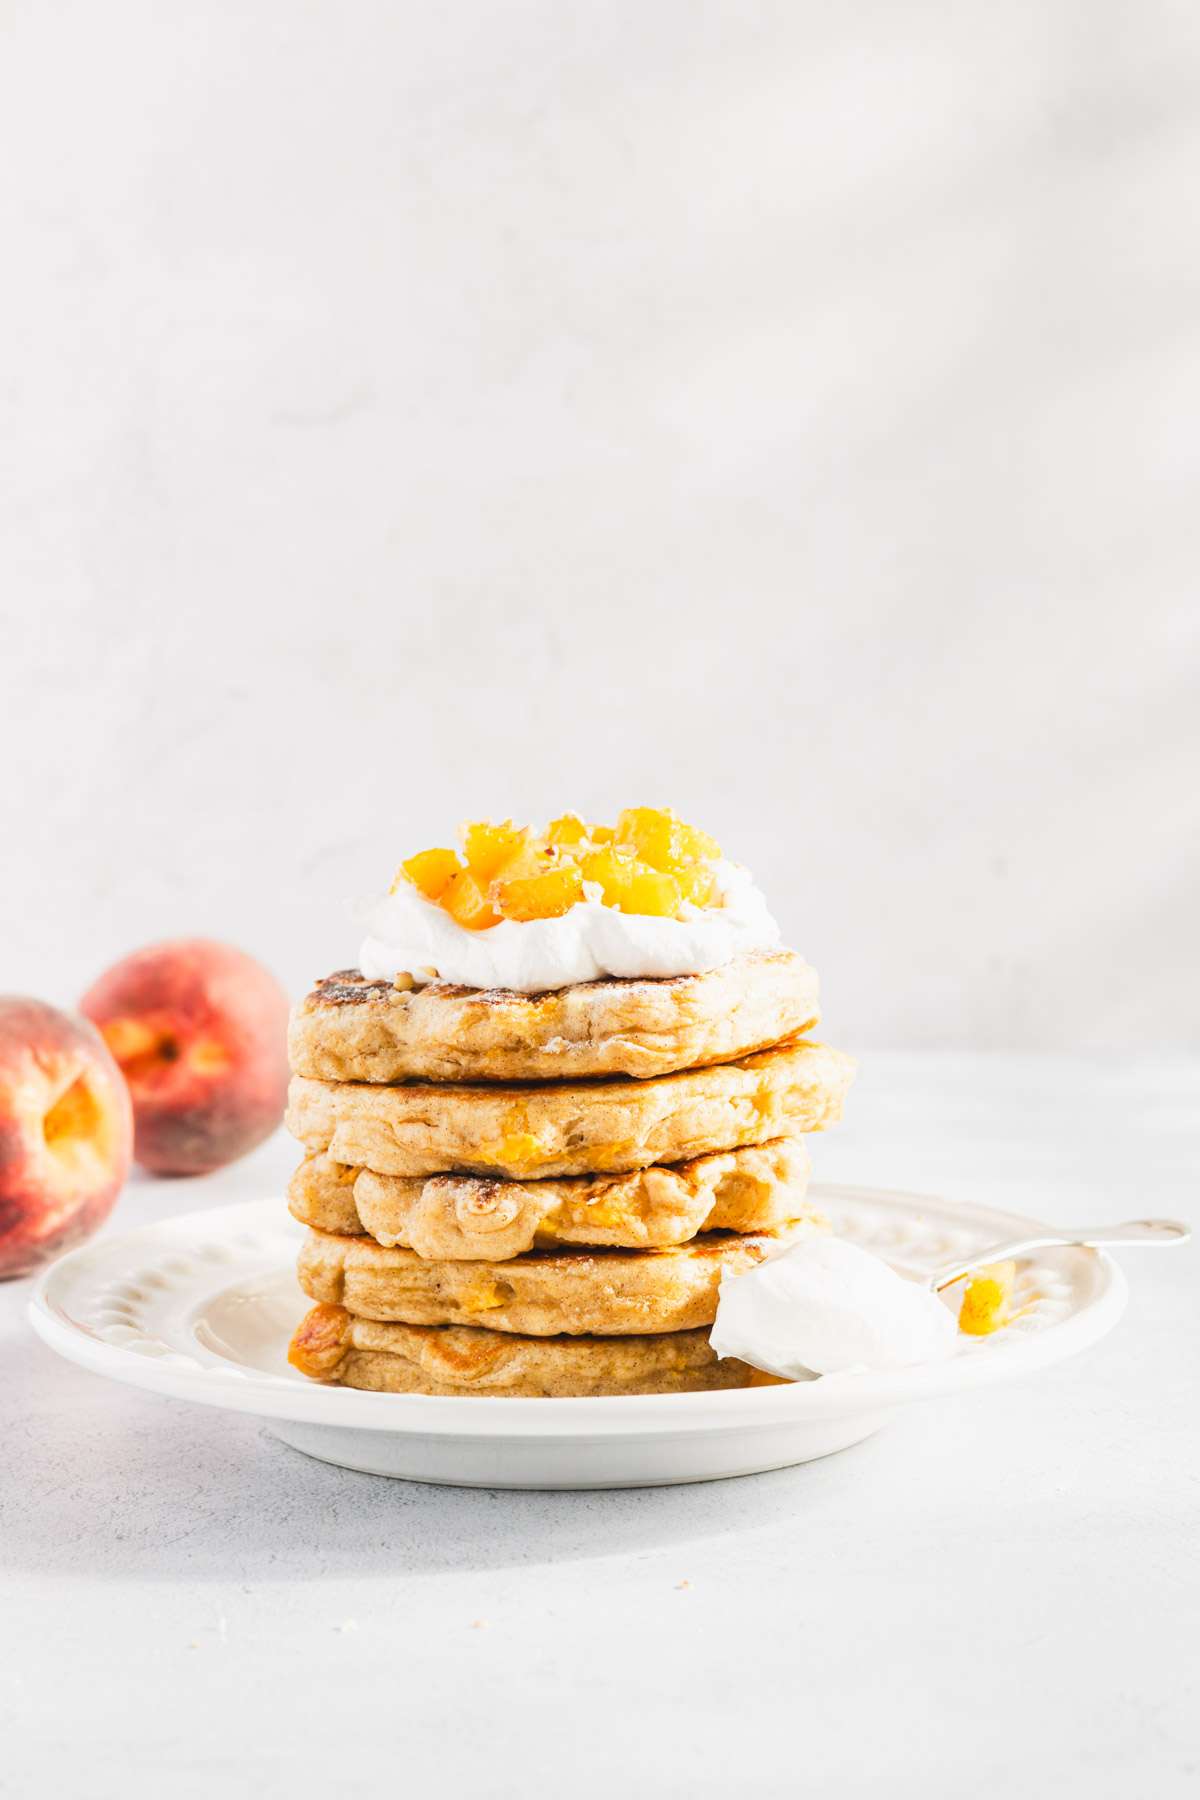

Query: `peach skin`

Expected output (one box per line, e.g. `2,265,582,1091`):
0,996,133,1278
81,939,290,1176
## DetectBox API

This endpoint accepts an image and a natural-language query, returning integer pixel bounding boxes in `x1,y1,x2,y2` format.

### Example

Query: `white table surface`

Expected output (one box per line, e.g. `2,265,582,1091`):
3,1051,1197,1799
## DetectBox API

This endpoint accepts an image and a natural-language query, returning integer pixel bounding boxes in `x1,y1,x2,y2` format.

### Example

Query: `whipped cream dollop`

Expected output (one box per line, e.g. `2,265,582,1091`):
357,860,780,993
709,1235,958,1378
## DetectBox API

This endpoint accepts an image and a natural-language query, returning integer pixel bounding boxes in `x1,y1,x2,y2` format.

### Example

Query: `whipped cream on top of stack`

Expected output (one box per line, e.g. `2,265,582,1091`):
357,810,781,993
360,858,779,992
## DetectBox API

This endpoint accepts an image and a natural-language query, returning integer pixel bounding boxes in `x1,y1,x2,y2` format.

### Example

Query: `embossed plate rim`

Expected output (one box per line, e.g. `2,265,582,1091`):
28,1186,1127,1439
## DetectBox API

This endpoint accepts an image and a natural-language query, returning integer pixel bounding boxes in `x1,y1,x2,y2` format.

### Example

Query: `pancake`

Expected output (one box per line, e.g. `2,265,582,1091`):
287,1138,819,1259
295,1218,813,1335
286,1038,855,1181
287,950,819,1084
287,1303,781,1396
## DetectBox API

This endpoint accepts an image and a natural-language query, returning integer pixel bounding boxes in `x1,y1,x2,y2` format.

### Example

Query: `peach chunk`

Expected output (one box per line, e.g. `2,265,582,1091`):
80,939,290,1177
442,870,501,931
393,809,725,929
490,839,563,886
616,806,721,872
395,847,461,901
545,812,589,847
581,849,681,916
958,1261,1018,1335
461,820,529,885
0,996,133,1278
579,845,636,907
675,864,717,907
493,866,585,922
619,865,683,917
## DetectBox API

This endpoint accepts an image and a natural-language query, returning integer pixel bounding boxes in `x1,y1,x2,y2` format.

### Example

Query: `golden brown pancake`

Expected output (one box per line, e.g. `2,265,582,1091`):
287,950,820,1084
287,1138,819,1258
288,1303,782,1396
286,1038,855,1181
296,1219,814,1335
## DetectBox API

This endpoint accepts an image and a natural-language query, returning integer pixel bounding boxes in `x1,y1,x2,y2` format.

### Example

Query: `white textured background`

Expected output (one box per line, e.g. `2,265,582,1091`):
2,0,1198,1049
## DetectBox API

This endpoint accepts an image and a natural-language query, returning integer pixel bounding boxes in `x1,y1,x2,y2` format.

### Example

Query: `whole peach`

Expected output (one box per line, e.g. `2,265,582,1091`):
0,997,133,1279
81,939,290,1177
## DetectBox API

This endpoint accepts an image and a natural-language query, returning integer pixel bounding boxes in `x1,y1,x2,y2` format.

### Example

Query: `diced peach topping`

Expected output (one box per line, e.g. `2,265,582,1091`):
493,866,584,921
490,840,562,886
579,847,683,916
675,863,717,907
546,811,588,847
579,845,635,907
619,865,682,917
442,869,501,931
615,806,677,872
461,820,529,884
394,846,461,900
616,806,722,872
676,821,721,862
393,809,723,928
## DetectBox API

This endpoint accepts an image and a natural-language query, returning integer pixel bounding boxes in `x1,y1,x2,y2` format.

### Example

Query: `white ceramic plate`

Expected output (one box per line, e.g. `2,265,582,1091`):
29,1184,1126,1489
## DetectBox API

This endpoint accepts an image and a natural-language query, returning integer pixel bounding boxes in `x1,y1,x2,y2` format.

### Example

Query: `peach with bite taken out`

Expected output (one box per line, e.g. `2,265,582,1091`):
81,939,290,1177
0,997,133,1279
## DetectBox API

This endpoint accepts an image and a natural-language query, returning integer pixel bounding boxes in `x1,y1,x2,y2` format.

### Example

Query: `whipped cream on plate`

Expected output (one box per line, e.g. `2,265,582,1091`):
709,1235,958,1378
357,859,780,993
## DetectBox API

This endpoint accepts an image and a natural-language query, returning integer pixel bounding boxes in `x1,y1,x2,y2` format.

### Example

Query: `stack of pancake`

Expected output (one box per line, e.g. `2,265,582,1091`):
284,950,855,1397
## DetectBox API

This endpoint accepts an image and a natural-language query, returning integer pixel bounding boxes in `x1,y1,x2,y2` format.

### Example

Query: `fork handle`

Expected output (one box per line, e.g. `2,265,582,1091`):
930,1217,1190,1292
